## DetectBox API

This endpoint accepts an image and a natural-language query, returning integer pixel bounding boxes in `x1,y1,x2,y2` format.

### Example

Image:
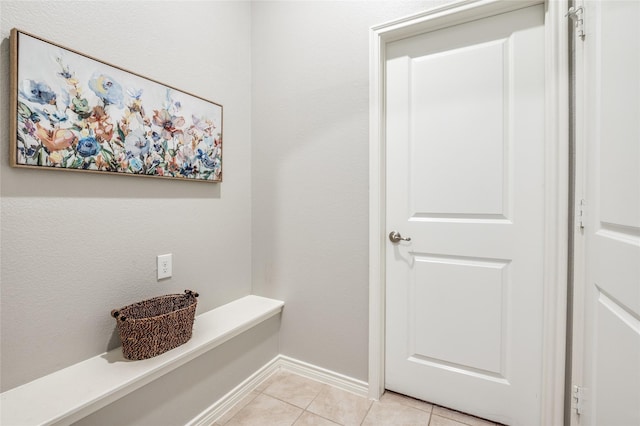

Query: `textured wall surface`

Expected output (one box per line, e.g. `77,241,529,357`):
251,0,451,382
0,0,458,399
0,1,252,392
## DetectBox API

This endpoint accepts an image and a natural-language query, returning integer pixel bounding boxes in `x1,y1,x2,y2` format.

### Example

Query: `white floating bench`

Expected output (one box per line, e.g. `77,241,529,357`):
0,295,284,426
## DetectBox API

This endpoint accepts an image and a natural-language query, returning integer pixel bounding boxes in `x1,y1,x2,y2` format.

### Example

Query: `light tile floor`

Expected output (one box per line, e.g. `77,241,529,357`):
213,370,500,426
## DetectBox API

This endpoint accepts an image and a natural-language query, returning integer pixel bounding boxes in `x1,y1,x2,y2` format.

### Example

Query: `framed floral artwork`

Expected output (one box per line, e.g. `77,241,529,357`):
9,29,223,182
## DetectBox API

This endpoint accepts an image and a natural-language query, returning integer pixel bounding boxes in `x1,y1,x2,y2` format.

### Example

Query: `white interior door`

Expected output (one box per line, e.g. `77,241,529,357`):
573,1,640,425
384,4,547,425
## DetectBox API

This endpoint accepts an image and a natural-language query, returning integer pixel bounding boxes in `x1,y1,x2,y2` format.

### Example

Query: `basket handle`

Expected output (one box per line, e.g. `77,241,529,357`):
185,289,199,298
111,310,127,321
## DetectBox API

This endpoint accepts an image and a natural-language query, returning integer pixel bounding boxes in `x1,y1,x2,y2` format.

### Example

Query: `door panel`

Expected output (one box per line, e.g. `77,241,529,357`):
578,1,640,425
385,5,545,425
410,40,507,218
411,256,508,375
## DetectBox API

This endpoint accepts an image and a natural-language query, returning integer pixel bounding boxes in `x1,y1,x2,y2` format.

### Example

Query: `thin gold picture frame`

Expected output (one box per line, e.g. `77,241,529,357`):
10,29,223,183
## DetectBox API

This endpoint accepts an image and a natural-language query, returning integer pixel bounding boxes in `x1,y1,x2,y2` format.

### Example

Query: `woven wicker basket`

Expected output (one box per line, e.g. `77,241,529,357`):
111,290,198,360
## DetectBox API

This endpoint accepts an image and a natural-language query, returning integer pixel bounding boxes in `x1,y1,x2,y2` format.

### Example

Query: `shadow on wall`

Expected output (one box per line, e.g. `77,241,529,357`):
107,327,121,353
2,167,221,199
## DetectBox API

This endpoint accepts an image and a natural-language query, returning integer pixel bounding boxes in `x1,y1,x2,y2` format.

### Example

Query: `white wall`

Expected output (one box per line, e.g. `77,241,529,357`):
0,1,253,392
0,0,458,409
251,0,451,382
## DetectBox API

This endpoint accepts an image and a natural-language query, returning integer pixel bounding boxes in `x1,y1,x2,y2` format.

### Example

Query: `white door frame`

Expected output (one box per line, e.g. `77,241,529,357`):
368,1,570,424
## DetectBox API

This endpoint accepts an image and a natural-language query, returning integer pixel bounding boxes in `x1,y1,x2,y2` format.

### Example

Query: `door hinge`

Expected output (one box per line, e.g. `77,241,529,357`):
572,385,586,415
578,199,587,230
566,6,586,40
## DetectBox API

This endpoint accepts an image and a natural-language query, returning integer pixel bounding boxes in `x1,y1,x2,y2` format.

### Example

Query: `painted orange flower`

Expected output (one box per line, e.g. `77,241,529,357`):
35,123,77,151
87,106,114,142
95,154,108,170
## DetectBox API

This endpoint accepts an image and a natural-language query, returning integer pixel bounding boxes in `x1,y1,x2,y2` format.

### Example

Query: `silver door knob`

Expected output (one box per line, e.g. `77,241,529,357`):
389,231,411,243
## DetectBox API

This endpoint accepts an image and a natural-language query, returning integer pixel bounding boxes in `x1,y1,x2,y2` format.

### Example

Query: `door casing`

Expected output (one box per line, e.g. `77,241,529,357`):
368,1,570,424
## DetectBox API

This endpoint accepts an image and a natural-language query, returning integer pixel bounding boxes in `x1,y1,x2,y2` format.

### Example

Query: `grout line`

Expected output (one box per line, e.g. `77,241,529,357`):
224,369,494,426
302,384,324,410
305,409,343,426
291,408,304,426
359,400,375,426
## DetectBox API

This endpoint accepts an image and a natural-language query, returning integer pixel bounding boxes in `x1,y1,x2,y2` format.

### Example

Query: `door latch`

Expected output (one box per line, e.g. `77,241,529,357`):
389,231,411,243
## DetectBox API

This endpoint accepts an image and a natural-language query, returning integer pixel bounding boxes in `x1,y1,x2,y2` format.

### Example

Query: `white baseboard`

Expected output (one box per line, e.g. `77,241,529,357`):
188,355,369,426
186,356,281,426
277,355,369,398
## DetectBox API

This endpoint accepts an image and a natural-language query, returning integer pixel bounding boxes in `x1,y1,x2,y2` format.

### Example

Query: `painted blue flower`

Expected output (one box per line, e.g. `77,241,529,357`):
19,80,57,105
126,88,143,100
89,74,124,108
147,157,161,170
77,136,100,157
179,162,195,177
36,108,68,124
203,136,215,147
129,157,143,172
55,56,73,79
124,129,150,157
196,149,217,169
18,146,38,158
